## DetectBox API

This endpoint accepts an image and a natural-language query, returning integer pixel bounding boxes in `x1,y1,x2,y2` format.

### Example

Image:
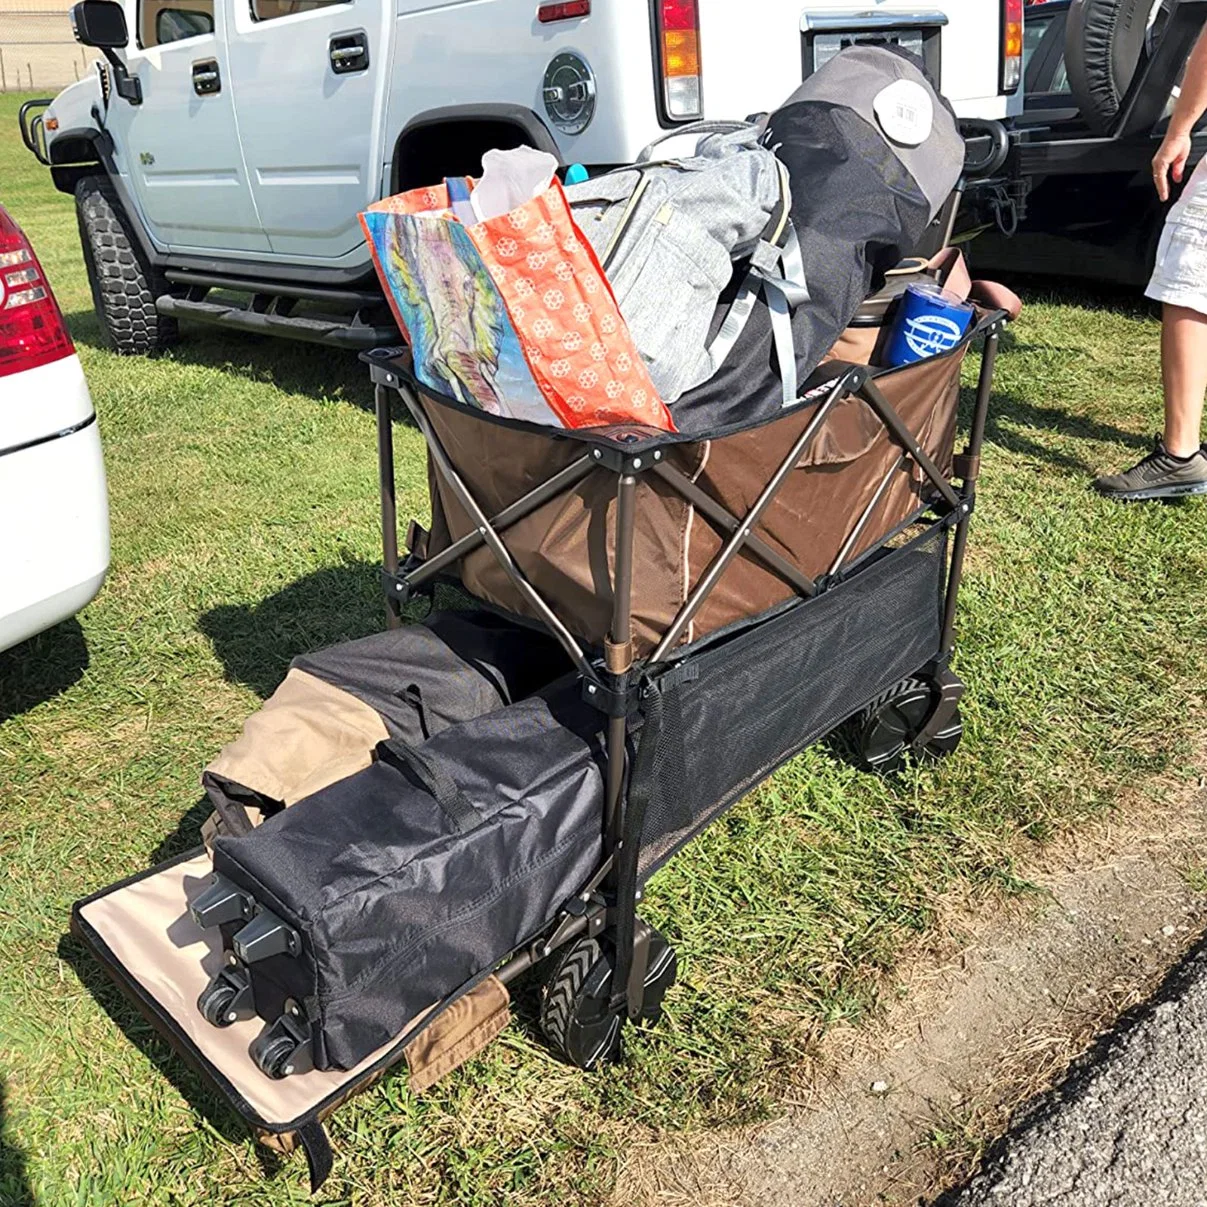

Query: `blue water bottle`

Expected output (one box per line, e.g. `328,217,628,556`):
884,283,975,367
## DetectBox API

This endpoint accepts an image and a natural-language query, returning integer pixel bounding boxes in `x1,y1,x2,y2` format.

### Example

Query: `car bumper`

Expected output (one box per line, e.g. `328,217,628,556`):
0,405,110,655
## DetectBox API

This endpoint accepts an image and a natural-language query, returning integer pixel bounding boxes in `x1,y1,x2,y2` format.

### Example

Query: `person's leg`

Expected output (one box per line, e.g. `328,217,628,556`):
1161,302,1207,456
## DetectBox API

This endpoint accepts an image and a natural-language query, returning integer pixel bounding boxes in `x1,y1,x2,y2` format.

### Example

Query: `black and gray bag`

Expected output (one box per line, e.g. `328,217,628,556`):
202,608,569,836
192,683,606,1076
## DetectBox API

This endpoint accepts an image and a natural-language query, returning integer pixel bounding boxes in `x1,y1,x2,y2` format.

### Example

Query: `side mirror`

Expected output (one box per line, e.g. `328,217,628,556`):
70,0,129,49
70,1,142,105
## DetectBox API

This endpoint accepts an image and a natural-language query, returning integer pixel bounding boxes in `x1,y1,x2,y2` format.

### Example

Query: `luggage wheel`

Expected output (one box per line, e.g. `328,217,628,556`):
197,957,254,1028
847,671,964,774
537,924,677,1071
250,1004,314,1080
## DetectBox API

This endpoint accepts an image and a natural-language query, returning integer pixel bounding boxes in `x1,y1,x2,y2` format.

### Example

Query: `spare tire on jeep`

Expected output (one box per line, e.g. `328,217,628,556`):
75,175,177,356
1065,0,1168,135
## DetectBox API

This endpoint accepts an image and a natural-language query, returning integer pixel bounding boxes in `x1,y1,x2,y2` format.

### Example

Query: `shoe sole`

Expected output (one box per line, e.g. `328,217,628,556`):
1096,479,1207,502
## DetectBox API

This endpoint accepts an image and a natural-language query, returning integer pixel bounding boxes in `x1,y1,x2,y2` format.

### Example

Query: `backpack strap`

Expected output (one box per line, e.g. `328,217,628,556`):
635,119,758,163
704,158,809,407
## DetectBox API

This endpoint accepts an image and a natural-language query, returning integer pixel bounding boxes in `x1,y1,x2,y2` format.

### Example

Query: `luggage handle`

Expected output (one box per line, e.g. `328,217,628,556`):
635,119,758,163
376,738,480,834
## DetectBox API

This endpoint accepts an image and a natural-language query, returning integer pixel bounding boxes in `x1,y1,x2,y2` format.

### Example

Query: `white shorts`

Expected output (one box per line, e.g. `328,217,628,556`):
1147,157,1207,314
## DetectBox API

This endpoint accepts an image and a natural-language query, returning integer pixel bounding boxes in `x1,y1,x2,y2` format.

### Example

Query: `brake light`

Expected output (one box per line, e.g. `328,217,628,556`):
656,0,702,122
0,206,74,379
537,1,589,21
1001,0,1023,92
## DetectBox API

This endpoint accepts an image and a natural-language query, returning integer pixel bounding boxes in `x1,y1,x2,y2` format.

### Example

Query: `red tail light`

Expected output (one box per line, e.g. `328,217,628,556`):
0,206,74,379
537,0,589,21
1001,0,1023,92
656,0,702,122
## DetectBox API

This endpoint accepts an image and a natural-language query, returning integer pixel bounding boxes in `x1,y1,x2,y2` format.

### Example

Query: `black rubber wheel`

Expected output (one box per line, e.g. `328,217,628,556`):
1065,0,1169,135
250,1031,300,1080
197,978,240,1029
849,675,963,775
538,929,677,1070
74,174,177,356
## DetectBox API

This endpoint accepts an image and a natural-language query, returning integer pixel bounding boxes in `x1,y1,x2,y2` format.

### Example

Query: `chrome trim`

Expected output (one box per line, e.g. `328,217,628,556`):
801,10,949,32
0,411,97,459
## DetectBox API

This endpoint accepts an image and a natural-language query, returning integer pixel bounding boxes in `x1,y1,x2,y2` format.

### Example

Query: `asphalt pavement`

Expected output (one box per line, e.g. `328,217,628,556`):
942,935,1207,1206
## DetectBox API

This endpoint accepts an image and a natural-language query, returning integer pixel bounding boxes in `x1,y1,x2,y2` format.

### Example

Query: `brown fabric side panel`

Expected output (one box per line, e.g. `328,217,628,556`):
821,323,879,368
204,668,388,809
404,976,511,1094
687,345,969,644
420,397,698,656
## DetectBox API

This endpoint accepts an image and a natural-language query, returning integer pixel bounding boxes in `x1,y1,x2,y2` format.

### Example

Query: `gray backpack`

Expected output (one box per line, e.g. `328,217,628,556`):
567,122,806,405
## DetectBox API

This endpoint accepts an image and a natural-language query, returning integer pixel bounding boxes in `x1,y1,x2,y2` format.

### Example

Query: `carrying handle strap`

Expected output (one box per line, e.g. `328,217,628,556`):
297,1118,334,1193
636,119,757,163
377,737,479,834
705,219,810,407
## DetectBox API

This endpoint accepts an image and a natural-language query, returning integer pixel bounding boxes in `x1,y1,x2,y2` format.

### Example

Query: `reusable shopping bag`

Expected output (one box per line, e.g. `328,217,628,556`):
360,179,675,432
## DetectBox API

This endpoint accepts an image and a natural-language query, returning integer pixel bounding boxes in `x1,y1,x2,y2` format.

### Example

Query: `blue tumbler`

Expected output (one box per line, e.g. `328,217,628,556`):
884,282,975,367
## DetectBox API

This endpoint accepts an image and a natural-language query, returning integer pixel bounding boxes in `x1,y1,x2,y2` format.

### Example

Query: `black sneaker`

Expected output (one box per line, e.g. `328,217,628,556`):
1093,437,1207,502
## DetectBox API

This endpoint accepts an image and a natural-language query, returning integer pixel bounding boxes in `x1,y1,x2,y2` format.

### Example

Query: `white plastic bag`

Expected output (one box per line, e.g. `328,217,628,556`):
469,146,559,223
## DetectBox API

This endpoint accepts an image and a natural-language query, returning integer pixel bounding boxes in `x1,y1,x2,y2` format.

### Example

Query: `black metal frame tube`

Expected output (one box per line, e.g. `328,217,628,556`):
605,474,638,856
375,383,402,630
859,377,963,512
398,385,595,679
652,460,816,599
941,326,999,652
399,455,595,590
829,454,908,577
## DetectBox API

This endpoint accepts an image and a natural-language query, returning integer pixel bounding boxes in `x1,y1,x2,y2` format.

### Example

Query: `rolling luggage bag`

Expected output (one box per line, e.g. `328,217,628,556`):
192,683,608,1077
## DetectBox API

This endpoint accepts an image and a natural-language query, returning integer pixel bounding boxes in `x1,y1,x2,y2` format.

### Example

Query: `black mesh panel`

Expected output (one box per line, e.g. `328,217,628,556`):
634,525,948,879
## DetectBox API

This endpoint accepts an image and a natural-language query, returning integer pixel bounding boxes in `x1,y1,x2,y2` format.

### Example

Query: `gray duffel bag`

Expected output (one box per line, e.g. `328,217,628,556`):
566,121,795,403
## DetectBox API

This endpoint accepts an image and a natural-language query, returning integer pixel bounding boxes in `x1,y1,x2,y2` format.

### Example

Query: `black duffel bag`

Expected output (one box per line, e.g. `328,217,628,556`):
203,683,605,1074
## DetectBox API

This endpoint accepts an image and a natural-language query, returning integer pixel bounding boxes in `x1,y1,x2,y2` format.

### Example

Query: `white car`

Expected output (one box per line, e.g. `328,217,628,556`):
0,204,109,654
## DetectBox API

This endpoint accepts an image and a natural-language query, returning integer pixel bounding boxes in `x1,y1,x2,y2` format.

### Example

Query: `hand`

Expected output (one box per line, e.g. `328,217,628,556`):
1153,131,1193,202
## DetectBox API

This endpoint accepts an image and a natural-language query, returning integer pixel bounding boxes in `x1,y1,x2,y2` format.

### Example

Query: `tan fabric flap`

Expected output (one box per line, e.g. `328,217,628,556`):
204,668,388,811
79,854,415,1125
404,975,511,1094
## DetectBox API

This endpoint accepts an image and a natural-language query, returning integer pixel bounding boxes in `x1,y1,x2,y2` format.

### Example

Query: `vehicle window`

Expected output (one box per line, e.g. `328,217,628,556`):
139,0,214,46
250,0,347,21
1050,56,1070,95
1021,14,1052,76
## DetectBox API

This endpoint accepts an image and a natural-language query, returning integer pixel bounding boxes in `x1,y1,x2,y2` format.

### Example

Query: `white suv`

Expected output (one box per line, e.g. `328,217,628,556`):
0,205,110,654
24,0,1026,355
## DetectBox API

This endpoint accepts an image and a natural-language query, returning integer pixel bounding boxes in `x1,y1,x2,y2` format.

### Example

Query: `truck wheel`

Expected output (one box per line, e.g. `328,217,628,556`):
74,175,177,355
1065,0,1168,135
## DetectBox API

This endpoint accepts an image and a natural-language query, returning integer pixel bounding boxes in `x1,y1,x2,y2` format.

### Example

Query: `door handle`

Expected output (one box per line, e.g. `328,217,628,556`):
329,31,369,74
192,58,221,95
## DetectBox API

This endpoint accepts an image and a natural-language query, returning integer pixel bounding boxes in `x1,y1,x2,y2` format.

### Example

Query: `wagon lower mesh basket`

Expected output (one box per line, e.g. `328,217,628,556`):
635,523,948,879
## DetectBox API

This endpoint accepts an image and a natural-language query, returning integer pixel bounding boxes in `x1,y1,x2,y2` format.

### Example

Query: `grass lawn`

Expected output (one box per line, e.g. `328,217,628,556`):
3,90,1207,1206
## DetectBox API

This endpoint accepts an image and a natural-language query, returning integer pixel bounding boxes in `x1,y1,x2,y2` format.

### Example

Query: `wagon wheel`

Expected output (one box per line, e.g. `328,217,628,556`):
538,929,677,1070
848,675,963,774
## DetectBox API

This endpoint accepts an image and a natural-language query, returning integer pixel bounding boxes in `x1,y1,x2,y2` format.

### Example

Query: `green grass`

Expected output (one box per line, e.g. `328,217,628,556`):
3,90,1207,1205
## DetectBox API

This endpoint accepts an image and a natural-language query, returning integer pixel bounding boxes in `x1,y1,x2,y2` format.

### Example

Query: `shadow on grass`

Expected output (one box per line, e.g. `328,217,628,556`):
0,618,89,725
962,386,1151,474
65,308,386,413
198,561,385,700
0,1078,33,1207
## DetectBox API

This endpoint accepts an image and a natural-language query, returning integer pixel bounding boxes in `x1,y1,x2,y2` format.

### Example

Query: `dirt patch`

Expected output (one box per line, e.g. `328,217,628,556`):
615,778,1207,1207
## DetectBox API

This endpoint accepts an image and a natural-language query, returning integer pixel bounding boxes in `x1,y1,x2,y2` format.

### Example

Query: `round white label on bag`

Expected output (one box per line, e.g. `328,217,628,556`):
872,79,934,146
